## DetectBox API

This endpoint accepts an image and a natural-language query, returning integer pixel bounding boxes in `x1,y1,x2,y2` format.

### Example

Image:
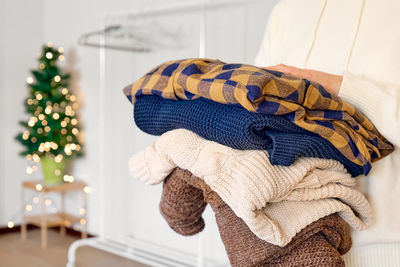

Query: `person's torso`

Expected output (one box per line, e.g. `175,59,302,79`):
275,0,400,85
270,0,400,246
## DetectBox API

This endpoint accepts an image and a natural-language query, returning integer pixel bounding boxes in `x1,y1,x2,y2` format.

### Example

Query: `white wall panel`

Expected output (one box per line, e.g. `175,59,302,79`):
0,0,46,226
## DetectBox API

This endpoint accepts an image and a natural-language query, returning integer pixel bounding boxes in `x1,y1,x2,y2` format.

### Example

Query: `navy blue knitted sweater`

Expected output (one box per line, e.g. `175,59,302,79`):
133,95,363,177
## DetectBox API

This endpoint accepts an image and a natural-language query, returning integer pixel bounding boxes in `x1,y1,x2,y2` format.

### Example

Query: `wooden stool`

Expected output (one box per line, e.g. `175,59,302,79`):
21,180,88,249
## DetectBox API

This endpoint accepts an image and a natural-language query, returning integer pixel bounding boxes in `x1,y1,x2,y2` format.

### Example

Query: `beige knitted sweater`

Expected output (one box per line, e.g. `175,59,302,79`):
129,129,372,246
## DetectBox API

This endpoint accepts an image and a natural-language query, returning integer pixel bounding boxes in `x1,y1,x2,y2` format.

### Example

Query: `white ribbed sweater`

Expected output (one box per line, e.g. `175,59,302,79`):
129,129,372,247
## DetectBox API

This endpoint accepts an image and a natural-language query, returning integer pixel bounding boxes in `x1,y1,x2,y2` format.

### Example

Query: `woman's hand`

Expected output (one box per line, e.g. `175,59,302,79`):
265,64,343,96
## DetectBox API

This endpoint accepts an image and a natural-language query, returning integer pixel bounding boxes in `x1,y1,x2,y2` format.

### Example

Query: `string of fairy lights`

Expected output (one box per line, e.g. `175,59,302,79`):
17,42,83,175
8,42,88,230
23,82,81,171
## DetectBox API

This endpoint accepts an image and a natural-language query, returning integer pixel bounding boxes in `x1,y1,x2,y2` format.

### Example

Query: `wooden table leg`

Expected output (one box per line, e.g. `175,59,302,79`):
60,192,66,236
40,191,47,249
21,187,26,241
81,190,87,239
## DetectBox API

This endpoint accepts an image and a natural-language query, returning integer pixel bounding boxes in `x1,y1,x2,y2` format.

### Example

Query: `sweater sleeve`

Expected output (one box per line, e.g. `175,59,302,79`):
128,142,177,185
339,71,400,148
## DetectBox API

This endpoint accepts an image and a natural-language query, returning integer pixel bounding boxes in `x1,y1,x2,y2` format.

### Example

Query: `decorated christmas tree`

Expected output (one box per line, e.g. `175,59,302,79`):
16,43,83,185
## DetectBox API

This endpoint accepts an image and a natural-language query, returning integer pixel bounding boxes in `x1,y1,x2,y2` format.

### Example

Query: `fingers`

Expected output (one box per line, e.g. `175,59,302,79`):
264,64,288,72
262,64,342,96
264,64,307,79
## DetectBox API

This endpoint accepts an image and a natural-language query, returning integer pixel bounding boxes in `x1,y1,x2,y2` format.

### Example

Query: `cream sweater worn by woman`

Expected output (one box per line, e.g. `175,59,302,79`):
255,0,400,265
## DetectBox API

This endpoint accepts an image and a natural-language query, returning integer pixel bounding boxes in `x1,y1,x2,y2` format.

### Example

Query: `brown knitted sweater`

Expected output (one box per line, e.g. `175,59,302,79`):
160,168,352,267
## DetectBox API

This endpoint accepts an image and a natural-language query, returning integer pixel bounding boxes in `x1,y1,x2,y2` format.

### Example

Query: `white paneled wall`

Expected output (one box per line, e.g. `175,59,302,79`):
0,1,5,225
0,0,278,263
0,0,46,225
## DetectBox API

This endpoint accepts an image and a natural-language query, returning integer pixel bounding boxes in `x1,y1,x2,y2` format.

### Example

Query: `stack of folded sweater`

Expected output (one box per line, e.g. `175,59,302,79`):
124,58,394,266
161,168,352,266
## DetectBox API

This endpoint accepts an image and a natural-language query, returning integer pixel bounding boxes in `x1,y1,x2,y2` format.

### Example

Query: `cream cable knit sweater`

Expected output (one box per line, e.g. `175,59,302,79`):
255,0,400,263
129,129,372,246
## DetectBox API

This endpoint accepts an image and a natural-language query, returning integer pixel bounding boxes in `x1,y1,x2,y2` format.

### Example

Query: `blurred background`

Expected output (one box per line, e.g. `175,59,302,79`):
0,0,278,266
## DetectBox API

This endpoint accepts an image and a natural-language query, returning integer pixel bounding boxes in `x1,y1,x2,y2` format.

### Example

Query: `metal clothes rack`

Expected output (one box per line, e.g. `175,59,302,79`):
67,1,252,266
78,25,152,53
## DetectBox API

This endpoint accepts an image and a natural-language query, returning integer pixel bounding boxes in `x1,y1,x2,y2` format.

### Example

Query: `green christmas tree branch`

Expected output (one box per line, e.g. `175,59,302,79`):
16,43,83,163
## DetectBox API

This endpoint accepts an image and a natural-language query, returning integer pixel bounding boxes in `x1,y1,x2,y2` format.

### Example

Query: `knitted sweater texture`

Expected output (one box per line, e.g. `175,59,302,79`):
129,129,372,246
124,58,394,174
134,95,363,176
161,168,352,267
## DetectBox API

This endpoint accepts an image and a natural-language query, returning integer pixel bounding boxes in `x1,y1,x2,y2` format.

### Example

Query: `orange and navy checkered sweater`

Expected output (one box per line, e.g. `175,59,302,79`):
124,58,394,174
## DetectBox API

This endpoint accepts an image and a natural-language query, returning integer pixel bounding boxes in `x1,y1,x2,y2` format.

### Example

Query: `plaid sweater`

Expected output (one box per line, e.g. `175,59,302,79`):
123,58,394,172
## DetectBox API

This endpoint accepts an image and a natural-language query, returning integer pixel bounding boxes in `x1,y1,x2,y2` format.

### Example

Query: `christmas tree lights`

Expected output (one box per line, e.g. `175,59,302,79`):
16,43,83,175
